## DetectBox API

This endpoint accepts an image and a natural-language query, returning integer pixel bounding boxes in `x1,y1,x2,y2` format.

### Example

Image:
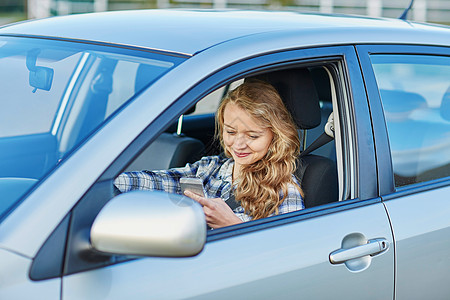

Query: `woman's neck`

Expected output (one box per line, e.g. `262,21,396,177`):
232,162,241,181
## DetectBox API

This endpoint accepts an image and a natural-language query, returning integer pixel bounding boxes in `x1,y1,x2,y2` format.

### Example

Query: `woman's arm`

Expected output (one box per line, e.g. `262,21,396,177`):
113,156,224,194
114,163,200,194
184,190,243,229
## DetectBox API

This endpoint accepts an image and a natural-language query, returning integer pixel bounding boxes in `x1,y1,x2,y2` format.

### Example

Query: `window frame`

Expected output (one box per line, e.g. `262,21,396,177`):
103,44,378,237
58,45,379,276
356,44,450,197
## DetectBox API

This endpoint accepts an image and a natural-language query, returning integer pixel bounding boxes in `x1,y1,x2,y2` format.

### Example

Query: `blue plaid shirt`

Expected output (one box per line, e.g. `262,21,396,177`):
114,156,304,222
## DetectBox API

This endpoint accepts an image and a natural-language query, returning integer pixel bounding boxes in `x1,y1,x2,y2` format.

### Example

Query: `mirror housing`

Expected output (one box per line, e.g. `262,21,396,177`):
91,191,206,257
29,66,54,92
26,48,54,92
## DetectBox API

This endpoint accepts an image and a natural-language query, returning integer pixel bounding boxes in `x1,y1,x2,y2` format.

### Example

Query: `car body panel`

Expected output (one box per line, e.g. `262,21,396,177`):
63,202,394,299
383,185,450,300
0,248,60,299
0,10,449,56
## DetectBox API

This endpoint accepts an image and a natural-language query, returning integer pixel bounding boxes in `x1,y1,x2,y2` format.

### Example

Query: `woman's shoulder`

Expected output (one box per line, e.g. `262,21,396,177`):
191,155,232,179
196,155,230,165
281,179,305,211
285,176,304,199
193,155,231,172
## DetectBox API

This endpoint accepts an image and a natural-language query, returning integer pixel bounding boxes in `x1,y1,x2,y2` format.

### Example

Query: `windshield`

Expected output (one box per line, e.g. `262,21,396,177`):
0,36,184,219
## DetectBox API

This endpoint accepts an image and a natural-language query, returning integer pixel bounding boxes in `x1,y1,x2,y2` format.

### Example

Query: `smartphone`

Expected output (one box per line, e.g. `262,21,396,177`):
180,177,205,197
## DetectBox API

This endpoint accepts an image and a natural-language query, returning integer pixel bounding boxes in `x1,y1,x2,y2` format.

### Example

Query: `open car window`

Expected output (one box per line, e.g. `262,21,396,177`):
118,64,345,225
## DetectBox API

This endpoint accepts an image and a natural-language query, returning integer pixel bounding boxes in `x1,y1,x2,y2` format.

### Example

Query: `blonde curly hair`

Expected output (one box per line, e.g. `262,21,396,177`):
216,80,303,219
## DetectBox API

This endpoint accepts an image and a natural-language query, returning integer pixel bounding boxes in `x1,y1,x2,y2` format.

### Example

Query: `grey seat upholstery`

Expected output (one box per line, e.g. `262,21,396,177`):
248,68,338,208
125,133,204,171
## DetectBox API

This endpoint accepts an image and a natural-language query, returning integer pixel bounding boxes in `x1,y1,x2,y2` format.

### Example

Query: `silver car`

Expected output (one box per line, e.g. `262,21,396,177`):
0,9,449,299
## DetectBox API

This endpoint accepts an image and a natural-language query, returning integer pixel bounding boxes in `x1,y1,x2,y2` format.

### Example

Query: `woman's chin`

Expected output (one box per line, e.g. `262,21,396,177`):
233,156,256,166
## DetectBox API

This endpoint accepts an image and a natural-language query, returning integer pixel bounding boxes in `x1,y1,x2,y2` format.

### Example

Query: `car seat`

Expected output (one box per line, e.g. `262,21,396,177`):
124,64,205,172
248,68,338,208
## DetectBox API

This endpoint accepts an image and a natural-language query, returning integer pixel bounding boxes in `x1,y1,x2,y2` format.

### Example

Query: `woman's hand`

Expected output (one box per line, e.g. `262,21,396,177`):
184,191,243,229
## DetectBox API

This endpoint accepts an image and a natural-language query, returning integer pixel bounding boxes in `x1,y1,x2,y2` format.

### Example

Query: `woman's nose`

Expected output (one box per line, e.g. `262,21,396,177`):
234,134,247,149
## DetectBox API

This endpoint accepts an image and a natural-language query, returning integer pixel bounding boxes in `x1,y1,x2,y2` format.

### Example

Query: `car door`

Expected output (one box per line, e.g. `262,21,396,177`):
61,46,395,299
357,45,450,300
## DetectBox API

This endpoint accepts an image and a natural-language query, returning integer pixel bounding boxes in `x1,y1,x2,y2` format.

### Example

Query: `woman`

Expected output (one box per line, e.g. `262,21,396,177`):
114,80,304,228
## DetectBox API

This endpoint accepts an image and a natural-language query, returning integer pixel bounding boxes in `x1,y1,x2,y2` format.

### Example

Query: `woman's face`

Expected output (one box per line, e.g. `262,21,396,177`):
222,103,274,168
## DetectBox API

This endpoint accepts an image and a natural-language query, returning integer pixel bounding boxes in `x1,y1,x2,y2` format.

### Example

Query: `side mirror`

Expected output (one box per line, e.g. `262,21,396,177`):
91,191,206,257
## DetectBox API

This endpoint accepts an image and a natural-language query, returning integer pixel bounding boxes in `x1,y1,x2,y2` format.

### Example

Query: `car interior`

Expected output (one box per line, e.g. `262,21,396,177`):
381,86,450,186
124,65,340,211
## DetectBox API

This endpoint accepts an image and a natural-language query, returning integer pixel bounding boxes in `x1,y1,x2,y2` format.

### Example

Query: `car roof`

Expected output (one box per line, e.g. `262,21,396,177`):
1,9,449,56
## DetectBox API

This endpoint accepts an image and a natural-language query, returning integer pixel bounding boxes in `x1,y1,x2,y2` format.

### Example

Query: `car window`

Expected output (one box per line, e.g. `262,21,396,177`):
192,79,244,115
0,36,184,220
0,46,77,137
371,54,450,187
118,65,343,225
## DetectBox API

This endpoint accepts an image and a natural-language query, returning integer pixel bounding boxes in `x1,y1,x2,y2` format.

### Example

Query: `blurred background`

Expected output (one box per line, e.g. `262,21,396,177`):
1,0,449,26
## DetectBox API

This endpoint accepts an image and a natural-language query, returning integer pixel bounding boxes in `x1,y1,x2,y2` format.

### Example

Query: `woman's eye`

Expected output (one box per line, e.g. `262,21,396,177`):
227,131,236,135
249,135,259,140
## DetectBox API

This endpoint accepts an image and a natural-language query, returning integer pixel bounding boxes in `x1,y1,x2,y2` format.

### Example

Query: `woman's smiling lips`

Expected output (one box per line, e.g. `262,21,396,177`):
234,151,251,158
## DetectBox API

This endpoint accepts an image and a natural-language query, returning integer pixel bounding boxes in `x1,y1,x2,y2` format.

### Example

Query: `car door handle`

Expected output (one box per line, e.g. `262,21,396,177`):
329,238,389,264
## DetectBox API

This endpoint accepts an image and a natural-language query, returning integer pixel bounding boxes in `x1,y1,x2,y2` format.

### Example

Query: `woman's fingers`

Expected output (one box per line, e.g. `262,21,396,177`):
184,190,209,207
184,190,242,228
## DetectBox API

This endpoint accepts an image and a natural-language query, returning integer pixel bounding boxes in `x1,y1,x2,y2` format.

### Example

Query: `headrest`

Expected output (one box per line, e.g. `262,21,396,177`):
380,89,427,122
310,67,332,103
247,68,321,129
440,86,450,121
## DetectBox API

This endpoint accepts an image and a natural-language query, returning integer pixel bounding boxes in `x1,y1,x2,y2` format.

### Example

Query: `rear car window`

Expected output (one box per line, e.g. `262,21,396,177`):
371,54,450,187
